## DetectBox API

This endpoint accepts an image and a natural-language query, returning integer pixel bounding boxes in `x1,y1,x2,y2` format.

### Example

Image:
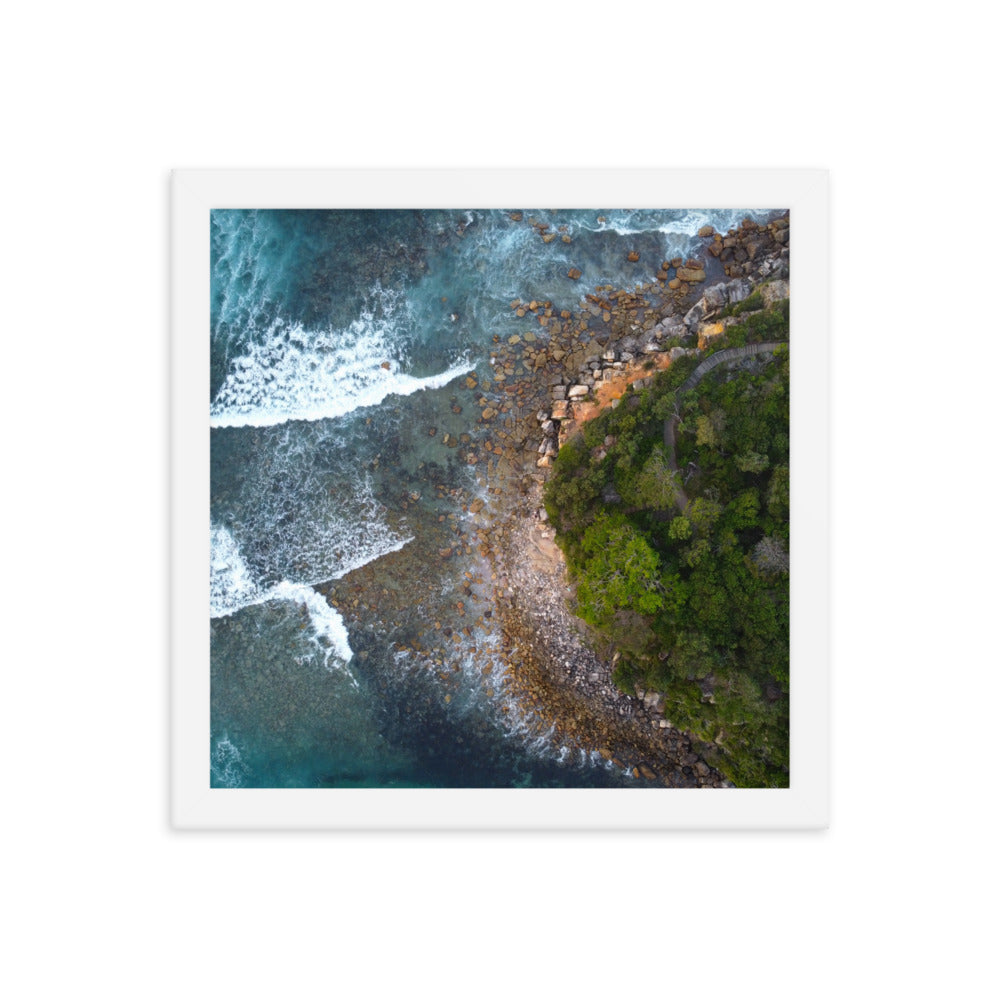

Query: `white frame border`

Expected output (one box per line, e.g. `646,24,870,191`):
172,168,828,830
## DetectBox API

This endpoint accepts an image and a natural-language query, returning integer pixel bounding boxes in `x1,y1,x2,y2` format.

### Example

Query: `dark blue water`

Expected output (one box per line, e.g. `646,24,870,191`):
209,207,777,788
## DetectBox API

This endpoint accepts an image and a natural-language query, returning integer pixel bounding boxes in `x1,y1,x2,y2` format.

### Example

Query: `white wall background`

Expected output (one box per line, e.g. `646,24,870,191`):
2,2,993,996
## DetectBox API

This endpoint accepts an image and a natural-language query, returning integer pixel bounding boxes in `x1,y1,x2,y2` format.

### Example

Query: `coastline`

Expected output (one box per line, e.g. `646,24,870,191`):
467,213,791,785
488,481,728,786
323,212,791,786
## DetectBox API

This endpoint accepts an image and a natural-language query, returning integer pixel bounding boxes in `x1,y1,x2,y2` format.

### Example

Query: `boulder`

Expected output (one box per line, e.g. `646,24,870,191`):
676,266,706,283
568,384,589,398
697,224,715,237
761,279,790,307
725,277,752,304
683,301,705,332
700,282,728,317
567,267,582,280
698,322,727,350
551,400,570,420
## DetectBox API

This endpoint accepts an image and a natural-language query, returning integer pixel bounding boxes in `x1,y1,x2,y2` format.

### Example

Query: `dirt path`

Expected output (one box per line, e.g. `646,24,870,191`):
662,341,785,512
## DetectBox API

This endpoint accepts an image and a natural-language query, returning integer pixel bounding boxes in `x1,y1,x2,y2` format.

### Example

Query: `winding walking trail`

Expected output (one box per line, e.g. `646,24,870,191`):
663,342,786,513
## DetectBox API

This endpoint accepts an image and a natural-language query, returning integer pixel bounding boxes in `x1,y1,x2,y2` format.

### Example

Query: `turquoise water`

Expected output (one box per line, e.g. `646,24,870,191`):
209,207,777,787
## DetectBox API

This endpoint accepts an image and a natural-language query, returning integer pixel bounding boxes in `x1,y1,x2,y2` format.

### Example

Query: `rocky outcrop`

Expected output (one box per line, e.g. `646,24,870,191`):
682,276,754,334
761,278,790,308
706,213,790,281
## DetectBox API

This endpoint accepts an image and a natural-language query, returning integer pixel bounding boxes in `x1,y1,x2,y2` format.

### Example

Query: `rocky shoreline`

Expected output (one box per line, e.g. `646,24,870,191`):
471,213,791,786
330,213,791,786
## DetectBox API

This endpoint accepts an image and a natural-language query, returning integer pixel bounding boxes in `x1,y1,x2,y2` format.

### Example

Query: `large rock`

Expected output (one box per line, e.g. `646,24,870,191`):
725,277,753,305
700,282,729,317
761,279,790,307
676,267,706,283
567,384,589,399
683,301,705,332
697,323,726,350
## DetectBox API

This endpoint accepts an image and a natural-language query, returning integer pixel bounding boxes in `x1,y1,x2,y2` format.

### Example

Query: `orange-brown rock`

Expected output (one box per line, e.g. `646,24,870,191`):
676,267,706,282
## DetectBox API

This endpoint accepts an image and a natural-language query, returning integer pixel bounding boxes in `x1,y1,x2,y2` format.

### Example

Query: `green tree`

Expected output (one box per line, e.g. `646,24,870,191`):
668,515,692,541
575,513,665,627
622,444,679,510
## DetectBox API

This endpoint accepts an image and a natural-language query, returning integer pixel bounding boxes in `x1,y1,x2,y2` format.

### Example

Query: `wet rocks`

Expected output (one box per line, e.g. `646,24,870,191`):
567,267,582,280
676,266,706,283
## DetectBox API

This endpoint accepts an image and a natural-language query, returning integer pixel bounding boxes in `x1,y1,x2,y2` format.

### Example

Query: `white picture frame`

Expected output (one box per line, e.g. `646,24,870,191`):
173,168,829,829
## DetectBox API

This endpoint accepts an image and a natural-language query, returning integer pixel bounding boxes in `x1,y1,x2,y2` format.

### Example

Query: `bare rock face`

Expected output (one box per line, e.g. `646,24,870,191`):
697,322,727,350
683,301,705,333
726,277,753,304
761,279,790,307
700,282,729,317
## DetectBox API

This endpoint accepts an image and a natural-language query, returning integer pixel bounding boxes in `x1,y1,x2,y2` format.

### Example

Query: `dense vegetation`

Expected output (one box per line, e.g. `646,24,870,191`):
543,299,790,786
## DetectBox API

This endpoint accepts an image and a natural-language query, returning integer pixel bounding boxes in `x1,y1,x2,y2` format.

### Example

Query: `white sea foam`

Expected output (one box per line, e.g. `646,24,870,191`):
210,524,263,617
580,208,776,237
210,520,413,680
210,289,473,428
210,735,249,788
267,580,355,673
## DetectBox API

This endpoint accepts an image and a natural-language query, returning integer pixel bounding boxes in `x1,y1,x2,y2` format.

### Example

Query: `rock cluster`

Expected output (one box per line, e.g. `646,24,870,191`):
705,214,790,280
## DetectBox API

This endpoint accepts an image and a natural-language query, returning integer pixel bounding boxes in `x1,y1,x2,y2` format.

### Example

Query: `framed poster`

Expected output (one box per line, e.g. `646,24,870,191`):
172,168,828,829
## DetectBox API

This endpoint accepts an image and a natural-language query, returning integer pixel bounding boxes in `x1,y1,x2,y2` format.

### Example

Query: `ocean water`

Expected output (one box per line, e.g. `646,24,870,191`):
209,207,776,788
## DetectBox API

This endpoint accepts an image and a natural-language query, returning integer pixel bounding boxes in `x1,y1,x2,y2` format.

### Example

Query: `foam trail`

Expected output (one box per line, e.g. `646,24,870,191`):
210,288,473,428
268,581,355,671
578,208,778,237
210,523,414,681
211,356,472,428
210,735,249,788
210,524,262,617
